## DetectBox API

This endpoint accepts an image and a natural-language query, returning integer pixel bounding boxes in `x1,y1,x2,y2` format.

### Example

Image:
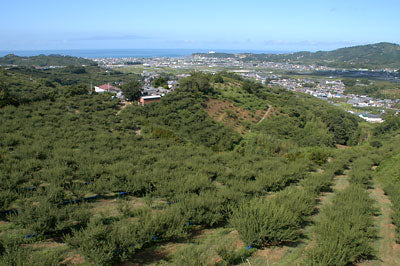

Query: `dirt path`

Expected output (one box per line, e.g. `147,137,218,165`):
332,173,350,191
359,181,400,266
313,172,350,214
116,101,132,115
257,105,272,124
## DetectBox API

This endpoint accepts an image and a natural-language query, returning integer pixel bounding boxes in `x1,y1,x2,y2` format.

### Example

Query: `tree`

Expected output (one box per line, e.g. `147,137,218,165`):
343,78,356,87
122,80,142,101
64,85,88,97
0,83,18,107
179,73,214,95
242,80,262,94
66,66,87,74
152,77,167,88
212,74,224,83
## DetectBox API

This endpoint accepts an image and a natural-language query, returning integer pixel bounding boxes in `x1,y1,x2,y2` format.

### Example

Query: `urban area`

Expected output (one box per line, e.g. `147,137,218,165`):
91,53,400,123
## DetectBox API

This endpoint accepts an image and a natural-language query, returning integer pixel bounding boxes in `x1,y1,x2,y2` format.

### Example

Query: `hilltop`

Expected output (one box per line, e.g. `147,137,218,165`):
194,42,400,69
0,54,97,67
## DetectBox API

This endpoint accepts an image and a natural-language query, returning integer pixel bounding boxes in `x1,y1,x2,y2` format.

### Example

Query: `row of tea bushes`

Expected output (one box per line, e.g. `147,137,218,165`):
65,206,189,265
308,185,377,265
230,186,314,247
374,142,400,242
308,152,378,265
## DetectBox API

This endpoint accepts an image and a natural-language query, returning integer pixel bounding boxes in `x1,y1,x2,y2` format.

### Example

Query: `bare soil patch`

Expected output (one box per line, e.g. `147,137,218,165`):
226,230,245,250
253,246,289,263
91,197,147,216
203,98,264,134
123,242,186,266
336,144,350,150
191,228,218,240
61,253,85,265
23,241,66,249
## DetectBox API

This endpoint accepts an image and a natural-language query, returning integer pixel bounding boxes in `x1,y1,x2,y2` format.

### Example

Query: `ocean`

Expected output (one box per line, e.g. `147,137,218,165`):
0,49,290,59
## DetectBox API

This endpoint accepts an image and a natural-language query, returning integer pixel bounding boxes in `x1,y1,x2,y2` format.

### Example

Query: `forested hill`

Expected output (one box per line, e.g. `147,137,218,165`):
194,42,400,69
0,54,97,67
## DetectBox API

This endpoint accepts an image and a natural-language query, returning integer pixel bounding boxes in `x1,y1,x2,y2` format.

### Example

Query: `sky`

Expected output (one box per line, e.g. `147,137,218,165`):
1,0,399,52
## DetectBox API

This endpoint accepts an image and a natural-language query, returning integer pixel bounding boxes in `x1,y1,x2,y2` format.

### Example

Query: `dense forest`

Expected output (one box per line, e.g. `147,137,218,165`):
1,63,400,265
0,54,97,67
194,42,400,69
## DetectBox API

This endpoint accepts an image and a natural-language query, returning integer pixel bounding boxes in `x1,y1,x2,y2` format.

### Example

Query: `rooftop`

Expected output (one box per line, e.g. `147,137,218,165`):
141,95,161,100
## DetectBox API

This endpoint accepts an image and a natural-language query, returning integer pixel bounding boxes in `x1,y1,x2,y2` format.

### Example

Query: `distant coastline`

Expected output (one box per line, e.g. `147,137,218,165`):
0,49,291,59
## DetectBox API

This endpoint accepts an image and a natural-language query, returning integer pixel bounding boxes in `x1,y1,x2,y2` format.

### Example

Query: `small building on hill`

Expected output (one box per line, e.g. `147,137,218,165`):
139,95,161,105
358,113,384,123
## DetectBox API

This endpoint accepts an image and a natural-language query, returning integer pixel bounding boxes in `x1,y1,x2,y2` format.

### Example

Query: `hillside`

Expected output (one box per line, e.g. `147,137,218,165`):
279,42,400,69
194,42,400,69
0,54,97,67
1,66,400,265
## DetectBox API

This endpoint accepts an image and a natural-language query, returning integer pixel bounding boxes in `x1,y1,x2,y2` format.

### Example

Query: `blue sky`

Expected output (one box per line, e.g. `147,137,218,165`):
1,0,399,52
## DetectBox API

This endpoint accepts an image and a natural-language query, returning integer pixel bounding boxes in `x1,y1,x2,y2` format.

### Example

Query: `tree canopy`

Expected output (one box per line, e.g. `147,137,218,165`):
121,80,142,101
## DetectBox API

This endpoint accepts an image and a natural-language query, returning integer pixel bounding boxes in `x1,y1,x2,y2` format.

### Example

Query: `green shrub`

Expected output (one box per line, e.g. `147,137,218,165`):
0,236,31,266
230,197,301,247
217,245,254,265
116,199,151,218
149,207,188,240
169,243,210,266
370,140,382,148
174,192,228,226
0,190,17,210
274,187,316,221
301,172,333,194
348,157,375,187
67,208,188,265
307,147,330,165
66,217,152,265
0,234,66,266
9,199,90,236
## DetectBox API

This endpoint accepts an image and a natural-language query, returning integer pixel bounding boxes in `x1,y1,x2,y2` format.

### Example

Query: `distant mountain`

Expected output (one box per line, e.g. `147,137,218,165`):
0,54,97,67
194,42,400,69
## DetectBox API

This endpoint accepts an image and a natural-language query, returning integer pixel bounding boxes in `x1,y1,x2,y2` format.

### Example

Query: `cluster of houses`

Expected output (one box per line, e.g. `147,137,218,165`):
94,75,178,105
346,95,397,109
266,77,400,123
269,78,346,99
94,82,163,105
94,83,124,99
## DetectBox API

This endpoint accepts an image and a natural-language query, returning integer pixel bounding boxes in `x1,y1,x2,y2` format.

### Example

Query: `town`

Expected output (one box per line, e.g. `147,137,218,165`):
91,54,400,123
